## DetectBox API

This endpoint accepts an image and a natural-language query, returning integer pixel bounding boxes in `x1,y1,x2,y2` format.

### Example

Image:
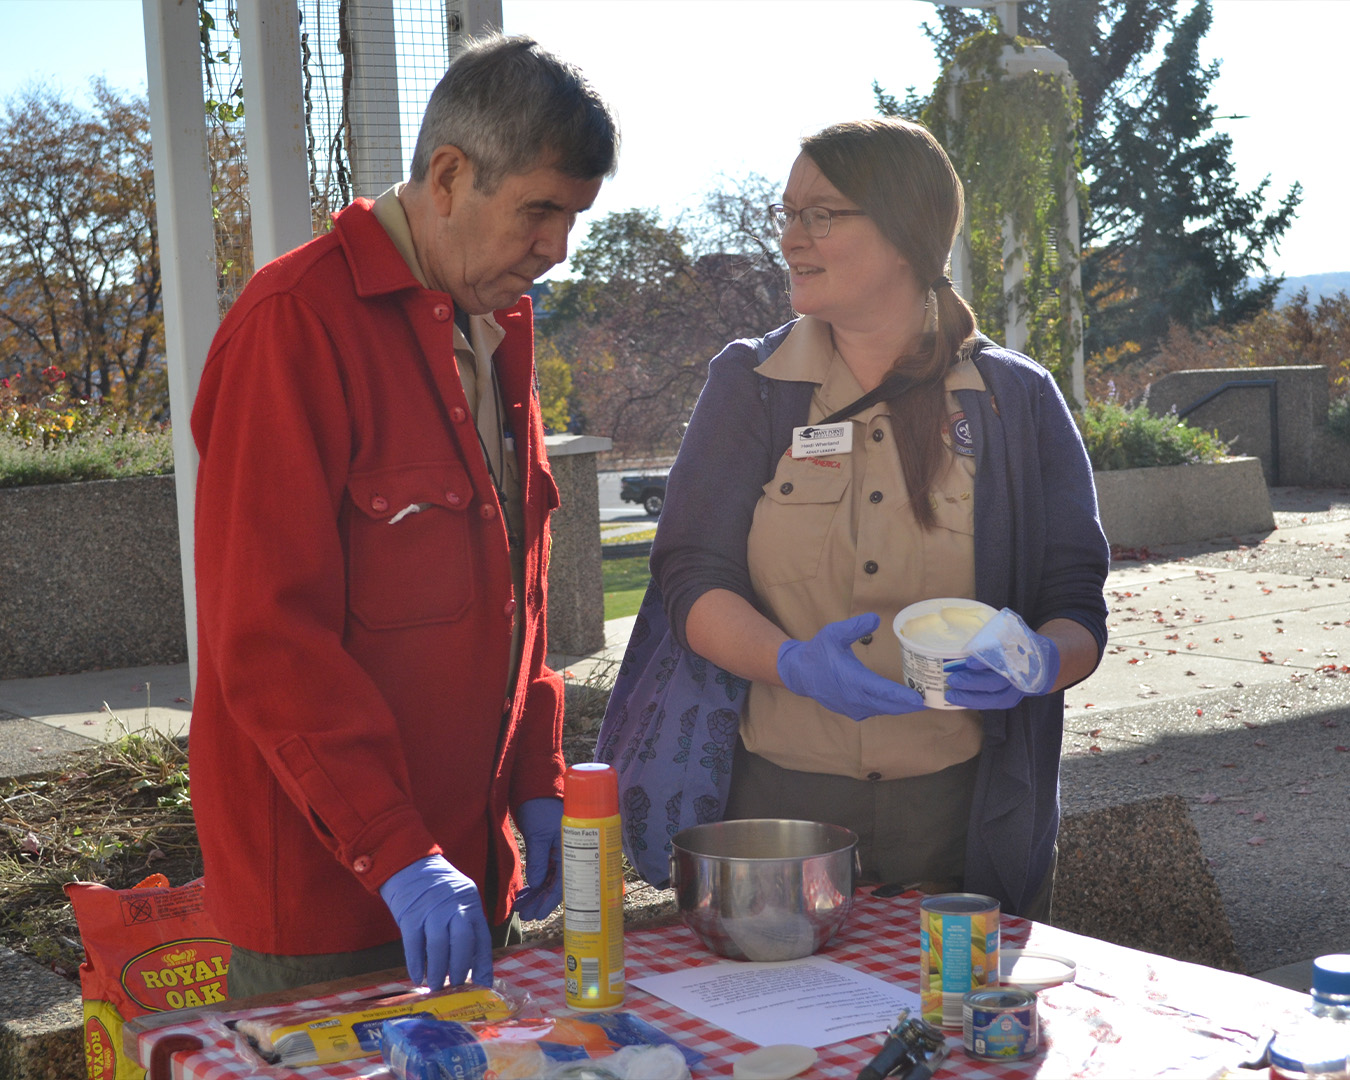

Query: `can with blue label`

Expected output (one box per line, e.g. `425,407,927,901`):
919,893,1000,1028
963,987,1038,1060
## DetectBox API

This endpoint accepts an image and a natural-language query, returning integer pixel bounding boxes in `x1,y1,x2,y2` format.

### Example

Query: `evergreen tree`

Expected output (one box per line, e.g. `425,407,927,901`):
884,0,1301,357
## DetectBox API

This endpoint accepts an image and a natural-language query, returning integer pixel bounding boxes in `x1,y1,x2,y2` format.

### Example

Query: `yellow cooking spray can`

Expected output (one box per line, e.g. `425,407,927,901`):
562,763,625,1010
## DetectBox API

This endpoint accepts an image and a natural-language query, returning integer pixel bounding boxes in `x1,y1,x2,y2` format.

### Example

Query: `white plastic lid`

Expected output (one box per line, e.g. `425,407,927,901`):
731,1044,818,1080
1000,948,1077,990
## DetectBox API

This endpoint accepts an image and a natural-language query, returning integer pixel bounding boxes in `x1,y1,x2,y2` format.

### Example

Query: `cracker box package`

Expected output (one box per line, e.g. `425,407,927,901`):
66,874,230,1080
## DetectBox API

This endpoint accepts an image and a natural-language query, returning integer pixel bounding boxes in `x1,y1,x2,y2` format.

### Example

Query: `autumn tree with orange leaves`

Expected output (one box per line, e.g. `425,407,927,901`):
0,81,165,414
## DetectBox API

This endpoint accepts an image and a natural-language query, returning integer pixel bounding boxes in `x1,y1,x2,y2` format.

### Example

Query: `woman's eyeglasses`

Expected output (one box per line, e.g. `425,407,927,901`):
768,203,867,239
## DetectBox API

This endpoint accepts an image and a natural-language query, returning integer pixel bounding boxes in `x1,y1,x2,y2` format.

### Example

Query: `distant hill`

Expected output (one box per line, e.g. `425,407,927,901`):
1254,272,1350,307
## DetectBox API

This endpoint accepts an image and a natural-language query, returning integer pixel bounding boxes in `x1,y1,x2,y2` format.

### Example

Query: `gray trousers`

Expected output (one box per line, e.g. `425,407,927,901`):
725,740,1055,921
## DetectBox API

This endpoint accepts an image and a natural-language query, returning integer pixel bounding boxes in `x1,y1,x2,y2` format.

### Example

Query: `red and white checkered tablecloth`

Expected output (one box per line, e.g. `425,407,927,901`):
134,891,1308,1080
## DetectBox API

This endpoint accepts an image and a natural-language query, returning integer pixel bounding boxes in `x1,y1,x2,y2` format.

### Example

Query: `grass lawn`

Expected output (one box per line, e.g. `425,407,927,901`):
603,555,651,620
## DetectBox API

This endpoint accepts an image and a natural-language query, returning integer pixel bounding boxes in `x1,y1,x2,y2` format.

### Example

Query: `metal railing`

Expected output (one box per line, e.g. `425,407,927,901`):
1176,378,1279,482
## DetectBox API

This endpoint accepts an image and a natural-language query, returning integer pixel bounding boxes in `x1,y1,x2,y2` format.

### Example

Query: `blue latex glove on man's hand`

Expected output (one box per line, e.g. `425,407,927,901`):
379,855,493,989
778,613,927,722
945,609,1060,710
513,796,564,922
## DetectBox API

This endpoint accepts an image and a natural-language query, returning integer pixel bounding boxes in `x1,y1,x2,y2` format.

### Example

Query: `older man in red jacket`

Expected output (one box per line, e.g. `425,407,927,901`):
190,35,619,998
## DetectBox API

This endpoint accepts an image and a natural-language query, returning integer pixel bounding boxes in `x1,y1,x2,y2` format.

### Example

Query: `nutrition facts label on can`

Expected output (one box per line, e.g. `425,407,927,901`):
562,825,602,932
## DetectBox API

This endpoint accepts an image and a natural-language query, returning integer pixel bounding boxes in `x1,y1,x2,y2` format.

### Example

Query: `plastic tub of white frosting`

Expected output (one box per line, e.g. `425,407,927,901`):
892,599,1000,710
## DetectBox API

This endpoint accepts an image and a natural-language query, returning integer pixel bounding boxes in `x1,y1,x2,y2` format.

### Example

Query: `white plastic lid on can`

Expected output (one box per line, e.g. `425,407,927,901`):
999,949,1077,990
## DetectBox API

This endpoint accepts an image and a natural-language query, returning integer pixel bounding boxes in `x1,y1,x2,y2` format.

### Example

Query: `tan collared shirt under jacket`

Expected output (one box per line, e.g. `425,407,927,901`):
373,185,525,691
743,316,987,780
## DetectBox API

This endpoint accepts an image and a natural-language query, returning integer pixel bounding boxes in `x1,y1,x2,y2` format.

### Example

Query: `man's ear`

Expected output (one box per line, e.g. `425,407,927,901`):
425,145,472,215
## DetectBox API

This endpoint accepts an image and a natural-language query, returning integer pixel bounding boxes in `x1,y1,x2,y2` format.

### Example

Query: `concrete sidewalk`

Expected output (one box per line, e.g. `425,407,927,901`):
2,487,1348,987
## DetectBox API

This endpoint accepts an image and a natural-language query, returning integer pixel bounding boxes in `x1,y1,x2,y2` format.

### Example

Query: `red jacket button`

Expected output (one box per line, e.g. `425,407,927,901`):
446,490,462,506
370,495,389,513
352,855,372,874
504,599,517,618
450,406,467,423
479,504,496,519
432,303,450,321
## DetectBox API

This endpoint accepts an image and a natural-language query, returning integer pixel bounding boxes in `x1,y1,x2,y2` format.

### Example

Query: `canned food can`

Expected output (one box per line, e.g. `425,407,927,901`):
963,987,1039,1060
919,893,1000,1029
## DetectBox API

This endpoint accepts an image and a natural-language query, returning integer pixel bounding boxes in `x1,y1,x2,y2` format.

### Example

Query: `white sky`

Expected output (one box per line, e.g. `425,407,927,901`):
0,0,1345,278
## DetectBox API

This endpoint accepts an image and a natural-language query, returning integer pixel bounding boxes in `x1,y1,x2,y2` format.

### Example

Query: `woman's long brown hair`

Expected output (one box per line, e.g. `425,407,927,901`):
801,119,978,528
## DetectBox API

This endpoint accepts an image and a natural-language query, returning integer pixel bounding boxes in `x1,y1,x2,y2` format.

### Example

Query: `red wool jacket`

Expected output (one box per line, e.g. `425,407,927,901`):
190,199,565,955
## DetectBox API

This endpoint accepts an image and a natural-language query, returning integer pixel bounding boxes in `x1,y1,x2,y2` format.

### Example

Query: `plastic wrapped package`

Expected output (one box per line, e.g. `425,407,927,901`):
226,980,524,1067
382,1012,703,1080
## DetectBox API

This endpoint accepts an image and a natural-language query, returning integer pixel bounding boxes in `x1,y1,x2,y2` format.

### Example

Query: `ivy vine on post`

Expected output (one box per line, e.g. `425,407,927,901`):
924,29,1085,397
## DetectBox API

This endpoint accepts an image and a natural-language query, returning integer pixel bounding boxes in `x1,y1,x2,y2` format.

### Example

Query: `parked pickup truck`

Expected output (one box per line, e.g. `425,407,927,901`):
620,473,668,517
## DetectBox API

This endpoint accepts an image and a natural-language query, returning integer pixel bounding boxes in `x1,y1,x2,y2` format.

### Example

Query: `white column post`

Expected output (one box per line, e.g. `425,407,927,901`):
143,0,220,690
445,0,504,58
947,80,976,304
1063,157,1086,405
238,0,312,266
348,0,404,197
1002,213,1028,354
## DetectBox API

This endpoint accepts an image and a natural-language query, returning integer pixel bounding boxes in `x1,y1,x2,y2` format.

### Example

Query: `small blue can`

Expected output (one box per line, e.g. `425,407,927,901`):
963,987,1038,1060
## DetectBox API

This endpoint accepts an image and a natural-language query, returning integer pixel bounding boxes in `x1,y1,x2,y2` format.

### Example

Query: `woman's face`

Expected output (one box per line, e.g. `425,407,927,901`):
779,153,924,334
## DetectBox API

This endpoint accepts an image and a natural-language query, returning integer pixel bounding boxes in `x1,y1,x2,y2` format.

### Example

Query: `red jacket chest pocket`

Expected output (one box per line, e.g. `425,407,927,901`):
344,460,477,629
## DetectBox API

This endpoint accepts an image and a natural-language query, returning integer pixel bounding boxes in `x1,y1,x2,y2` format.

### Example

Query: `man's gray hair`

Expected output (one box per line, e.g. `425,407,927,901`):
410,34,619,192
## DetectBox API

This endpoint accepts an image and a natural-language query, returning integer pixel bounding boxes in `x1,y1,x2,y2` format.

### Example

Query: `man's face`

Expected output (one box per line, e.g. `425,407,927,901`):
424,151,602,314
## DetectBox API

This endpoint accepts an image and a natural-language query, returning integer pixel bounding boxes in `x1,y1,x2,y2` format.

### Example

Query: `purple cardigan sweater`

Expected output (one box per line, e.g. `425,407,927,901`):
650,320,1110,915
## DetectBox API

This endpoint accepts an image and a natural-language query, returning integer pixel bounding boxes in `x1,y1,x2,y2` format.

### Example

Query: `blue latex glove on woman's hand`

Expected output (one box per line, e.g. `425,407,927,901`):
945,612,1060,710
379,855,493,989
944,655,1039,710
512,796,564,922
778,613,927,722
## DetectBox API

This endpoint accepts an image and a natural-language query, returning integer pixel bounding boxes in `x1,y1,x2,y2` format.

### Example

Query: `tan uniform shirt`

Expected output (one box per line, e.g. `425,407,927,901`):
744,316,986,780
372,185,526,691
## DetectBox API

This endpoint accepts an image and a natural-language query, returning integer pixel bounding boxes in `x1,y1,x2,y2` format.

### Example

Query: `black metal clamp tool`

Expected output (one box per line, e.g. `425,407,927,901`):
856,1008,950,1080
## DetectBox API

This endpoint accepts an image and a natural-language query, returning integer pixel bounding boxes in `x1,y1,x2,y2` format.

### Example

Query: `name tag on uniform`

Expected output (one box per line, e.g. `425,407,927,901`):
791,422,853,458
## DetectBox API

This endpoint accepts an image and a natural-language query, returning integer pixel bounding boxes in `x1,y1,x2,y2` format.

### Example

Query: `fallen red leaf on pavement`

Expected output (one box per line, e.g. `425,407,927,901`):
1198,792,1220,803
1247,837,1267,846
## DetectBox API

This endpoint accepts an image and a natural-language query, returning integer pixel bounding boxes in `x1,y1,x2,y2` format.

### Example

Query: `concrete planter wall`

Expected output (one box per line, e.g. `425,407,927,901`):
0,438,614,680
0,475,188,680
1094,455,1274,549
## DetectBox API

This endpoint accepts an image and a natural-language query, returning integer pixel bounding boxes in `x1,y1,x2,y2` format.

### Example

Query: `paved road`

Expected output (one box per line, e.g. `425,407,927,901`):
597,469,663,522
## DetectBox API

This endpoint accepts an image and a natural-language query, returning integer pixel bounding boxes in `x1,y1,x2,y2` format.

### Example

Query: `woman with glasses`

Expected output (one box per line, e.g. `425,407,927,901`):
611,119,1108,919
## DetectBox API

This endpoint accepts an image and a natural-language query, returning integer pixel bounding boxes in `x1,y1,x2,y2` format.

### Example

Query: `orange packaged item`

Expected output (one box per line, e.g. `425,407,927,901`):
66,874,231,1080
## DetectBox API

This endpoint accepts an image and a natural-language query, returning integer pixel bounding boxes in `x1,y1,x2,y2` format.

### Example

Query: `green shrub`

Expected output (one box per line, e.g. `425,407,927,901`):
0,430,175,488
1077,397,1231,471
1328,395,1350,444
0,372,174,487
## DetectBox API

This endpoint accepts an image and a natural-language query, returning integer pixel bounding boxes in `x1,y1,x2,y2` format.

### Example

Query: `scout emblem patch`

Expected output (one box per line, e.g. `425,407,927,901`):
945,411,974,456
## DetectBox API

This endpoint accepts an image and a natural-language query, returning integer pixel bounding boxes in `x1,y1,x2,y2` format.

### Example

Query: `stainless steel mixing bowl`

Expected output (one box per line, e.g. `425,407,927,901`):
669,818,859,962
